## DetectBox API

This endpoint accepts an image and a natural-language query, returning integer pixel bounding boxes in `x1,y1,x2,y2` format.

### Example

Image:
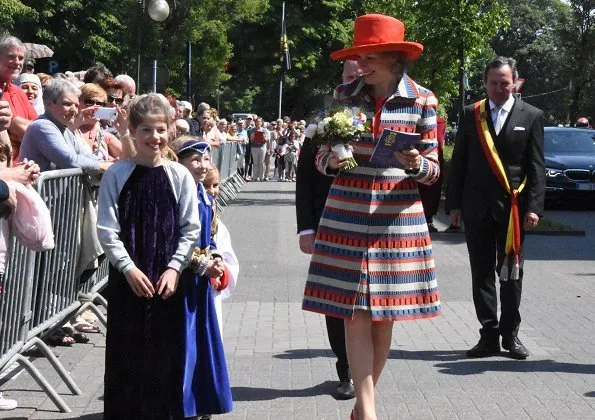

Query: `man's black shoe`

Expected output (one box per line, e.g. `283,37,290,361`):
427,223,438,233
335,379,355,400
466,338,500,358
502,337,529,360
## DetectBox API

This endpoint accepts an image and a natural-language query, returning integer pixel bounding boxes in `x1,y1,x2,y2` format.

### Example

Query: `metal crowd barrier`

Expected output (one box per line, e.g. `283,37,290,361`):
214,142,245,209
0,144,244,413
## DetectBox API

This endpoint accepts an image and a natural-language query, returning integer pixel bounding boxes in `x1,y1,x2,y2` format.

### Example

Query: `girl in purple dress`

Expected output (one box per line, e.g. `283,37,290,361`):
97,94,199,420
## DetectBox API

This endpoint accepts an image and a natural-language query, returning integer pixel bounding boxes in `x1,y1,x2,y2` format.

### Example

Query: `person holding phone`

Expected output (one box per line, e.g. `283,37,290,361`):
19,79,112,173
75,83,124,160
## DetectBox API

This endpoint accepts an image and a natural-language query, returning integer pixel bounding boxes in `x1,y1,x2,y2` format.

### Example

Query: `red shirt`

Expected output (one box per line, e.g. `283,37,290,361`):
4,82,37,164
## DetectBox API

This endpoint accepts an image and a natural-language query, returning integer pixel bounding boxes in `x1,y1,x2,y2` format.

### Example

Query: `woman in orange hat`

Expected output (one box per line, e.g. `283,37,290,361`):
301,14,442,419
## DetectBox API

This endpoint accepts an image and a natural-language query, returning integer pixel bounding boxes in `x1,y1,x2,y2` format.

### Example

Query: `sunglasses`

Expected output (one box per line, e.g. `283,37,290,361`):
84,99,105,107
107,95,124,105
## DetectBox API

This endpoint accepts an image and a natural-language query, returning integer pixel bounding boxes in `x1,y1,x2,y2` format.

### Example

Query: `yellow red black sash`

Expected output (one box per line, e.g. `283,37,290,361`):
474,99,526,280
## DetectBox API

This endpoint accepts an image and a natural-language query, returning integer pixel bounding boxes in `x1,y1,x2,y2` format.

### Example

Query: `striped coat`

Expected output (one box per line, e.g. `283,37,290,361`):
302,74,442,321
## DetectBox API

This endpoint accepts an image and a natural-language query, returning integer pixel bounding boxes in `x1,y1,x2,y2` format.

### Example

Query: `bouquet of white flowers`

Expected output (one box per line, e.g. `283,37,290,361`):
304,106,371,171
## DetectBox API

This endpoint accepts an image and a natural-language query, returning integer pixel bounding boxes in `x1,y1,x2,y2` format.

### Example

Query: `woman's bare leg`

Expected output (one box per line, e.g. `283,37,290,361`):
345,310,376,420
371,321,394,385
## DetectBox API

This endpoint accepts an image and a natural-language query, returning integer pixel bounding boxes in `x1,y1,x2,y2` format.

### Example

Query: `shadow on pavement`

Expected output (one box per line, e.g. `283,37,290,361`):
231,198,295,207
434,359,595,376
231,380,336,401
240,189,295,194
274,349,335,360
428,232,467,244
274,349,466,362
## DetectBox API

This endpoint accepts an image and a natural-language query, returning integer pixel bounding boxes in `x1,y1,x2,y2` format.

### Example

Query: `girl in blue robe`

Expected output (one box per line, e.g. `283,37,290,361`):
175,139,233,419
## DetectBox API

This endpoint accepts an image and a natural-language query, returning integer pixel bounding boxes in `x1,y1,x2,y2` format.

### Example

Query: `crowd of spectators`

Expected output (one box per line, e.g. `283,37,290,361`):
0,31,313,413
0,33,252,414
177,107,308,182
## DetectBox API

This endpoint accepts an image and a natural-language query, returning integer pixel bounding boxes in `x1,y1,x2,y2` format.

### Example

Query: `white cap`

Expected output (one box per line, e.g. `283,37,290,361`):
180,101,192,113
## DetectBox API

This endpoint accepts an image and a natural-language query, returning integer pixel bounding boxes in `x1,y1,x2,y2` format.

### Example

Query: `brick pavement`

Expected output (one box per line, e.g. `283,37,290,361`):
1,180,595,419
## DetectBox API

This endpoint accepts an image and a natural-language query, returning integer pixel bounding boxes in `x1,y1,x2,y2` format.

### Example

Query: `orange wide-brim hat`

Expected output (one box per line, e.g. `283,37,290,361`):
330,14,423,62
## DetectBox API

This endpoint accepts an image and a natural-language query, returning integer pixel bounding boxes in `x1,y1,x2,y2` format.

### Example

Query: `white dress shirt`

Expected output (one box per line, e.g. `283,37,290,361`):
489,95,515,135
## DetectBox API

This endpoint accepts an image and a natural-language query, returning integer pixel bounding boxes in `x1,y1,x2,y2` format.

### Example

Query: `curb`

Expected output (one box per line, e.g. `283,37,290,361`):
526,229,586,236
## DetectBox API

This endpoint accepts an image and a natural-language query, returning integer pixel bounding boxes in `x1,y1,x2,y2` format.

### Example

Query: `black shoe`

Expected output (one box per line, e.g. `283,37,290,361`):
427,223,438,233
502,337,529,360
466,338,500,358
335,379,355,400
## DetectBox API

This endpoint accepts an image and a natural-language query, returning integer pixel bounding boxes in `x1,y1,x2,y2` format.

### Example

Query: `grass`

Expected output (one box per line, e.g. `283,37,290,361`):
531,217,576,232
443,144,454,165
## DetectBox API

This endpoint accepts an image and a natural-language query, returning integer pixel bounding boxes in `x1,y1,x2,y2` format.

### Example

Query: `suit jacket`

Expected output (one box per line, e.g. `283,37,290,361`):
446,97,546,222
295,137,333,233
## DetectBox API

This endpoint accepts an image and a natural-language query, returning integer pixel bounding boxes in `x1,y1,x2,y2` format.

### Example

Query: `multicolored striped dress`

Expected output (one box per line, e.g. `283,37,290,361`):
302,74,442,322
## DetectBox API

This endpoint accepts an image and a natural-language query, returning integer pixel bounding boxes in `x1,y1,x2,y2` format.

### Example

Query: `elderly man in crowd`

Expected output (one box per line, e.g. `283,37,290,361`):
0,35,37,165
19,79,111,174
179,100,199,135
115,74,136,99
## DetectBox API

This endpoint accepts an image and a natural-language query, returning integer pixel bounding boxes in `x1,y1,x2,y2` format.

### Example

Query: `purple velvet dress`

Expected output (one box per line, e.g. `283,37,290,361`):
104,165,185,420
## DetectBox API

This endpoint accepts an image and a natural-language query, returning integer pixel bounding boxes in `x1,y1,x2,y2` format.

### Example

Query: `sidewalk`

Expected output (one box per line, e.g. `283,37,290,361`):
2,180,595,419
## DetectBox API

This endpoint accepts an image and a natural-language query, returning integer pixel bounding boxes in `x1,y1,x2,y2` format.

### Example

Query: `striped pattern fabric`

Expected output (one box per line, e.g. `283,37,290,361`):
302,74,442,321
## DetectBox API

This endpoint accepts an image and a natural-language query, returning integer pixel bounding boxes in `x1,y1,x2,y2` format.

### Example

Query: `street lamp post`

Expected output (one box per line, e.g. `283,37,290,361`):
136,0,170,94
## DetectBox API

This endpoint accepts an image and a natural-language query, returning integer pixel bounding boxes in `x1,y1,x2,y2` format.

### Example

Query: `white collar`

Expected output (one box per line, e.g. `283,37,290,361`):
489,95,515,113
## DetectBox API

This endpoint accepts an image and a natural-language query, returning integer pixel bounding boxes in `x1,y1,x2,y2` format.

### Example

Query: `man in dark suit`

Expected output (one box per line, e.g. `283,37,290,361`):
446,57,545,360
294,60,361,399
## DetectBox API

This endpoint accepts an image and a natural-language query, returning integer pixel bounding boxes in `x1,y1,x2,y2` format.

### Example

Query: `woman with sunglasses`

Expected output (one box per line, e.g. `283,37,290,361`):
98,78,127,137
74,83,124,160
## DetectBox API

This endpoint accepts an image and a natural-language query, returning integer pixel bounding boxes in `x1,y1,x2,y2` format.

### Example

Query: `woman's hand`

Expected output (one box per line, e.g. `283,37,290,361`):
156,268,180,299
124,267,155,298
22,159,40,183
114,105,129,136
99,161,114,173
394,148,421,171
328,144,354,170
2,160,40,185
72,105,99,129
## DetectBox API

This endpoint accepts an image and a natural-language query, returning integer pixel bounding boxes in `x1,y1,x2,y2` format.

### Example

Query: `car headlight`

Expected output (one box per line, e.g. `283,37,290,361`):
545,168,564,177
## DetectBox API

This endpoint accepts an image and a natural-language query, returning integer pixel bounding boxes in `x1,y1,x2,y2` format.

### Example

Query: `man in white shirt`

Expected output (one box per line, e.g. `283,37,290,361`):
447,57,545,360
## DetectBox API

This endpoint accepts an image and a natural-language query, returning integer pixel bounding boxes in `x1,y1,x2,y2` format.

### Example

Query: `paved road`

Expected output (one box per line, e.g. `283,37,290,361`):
1,180,595,419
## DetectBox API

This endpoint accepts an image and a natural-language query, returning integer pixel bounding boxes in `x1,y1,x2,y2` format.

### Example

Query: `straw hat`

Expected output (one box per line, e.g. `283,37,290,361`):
330,14,423,62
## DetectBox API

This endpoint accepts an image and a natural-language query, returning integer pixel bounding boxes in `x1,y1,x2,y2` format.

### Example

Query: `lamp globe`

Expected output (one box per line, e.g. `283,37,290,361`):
147,0,170,22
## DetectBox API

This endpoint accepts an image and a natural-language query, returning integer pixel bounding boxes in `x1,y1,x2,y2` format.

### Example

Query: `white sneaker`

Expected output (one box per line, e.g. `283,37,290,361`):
0,393,17,411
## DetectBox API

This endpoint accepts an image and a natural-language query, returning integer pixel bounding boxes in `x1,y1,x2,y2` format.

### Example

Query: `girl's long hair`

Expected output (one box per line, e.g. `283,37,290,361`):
128,93,178,161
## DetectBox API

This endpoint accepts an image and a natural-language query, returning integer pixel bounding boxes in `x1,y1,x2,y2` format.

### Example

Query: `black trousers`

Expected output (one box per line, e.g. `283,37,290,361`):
463,214,524,341
325,315,350,382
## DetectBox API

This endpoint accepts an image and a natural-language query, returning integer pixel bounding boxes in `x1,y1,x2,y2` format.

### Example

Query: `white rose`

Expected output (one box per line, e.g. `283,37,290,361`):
305,123,318,138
